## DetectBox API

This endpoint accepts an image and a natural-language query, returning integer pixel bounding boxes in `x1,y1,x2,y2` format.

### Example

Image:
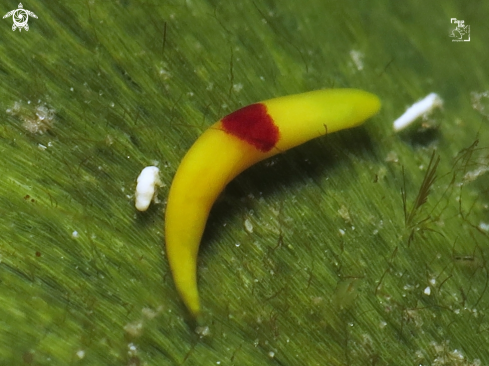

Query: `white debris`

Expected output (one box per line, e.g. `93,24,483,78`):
393,93,443,132
424,286,431,295
244,218,254,233
464,166,489,182
124,320,144,337
127,342,138,357
141,306,161,319
7,100,56,134
385,150,399,163
338,204,352,223
195,326,211,337
135,166,163,211
471,90,489,117
349,50,364,71
232,83,243,93
479,222,489,232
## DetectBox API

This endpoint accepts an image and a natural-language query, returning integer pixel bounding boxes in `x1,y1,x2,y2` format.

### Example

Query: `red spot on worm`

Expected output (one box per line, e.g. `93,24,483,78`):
221,103,279,152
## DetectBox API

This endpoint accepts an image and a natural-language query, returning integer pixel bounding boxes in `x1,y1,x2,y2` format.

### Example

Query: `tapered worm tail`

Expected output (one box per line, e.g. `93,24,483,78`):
165,89,381,317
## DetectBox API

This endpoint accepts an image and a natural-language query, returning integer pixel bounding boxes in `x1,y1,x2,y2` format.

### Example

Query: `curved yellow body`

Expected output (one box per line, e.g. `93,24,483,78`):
165,89,381,317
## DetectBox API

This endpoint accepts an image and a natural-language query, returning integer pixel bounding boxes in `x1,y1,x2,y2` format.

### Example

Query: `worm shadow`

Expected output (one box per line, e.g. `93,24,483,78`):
398,126,442,148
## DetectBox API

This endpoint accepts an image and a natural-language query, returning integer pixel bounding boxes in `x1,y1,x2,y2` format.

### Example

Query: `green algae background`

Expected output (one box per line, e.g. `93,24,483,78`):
1,0,489,365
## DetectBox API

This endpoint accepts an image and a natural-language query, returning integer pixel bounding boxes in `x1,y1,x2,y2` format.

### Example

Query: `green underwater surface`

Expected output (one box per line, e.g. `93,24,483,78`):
1,0,488,365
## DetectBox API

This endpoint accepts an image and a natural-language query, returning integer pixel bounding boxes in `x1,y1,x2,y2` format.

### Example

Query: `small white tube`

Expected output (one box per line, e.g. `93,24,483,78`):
393,93,443,132
135,166,163,211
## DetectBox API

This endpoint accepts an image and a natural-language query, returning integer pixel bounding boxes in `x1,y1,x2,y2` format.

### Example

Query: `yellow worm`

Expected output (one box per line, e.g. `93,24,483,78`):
165,89,381,317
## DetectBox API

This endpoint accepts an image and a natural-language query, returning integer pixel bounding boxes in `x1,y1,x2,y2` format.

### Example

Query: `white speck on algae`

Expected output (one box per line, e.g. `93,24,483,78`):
349,49,364,71
471,90,489,118
244,218,254,233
